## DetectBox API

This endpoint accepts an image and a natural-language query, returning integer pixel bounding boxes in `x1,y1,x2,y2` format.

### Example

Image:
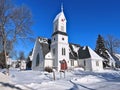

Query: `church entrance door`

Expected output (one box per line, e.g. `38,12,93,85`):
60,59,67,70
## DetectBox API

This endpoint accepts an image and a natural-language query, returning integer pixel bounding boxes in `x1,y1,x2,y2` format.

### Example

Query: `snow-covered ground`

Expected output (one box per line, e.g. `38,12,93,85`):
1,68,120,90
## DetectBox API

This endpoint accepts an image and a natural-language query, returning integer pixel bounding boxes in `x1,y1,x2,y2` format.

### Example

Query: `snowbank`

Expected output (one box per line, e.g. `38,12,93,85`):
0,72,10,83
71,75,105,84
1,68,120,90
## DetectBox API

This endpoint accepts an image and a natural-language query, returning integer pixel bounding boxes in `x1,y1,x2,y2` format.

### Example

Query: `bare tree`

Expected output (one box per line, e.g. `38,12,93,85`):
0,0,33,74
105,35,120,55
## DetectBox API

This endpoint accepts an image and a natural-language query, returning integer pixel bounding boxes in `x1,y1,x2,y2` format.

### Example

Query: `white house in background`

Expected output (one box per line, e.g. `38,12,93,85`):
11,60,18,68
112,53,120,68
6,56,12,66
20,60,26,70
78,46,103,71
105,50,116,68
31,5,103,71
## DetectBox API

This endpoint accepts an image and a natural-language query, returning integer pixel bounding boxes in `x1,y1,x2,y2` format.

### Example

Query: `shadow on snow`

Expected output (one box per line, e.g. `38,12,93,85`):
0,82,22,90
69,80,95,90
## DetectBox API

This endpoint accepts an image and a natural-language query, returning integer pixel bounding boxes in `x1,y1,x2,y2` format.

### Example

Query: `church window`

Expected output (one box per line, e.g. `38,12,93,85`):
84,60,86,66
62,48,64,55
53,48,55,55
61,19,65,22
71,60,74,66
61,26,64,31
36,53,39,66
54,21,58,32
64,48,66,55
54,38,55,41
62,48,66,55
55,25,57,31
96,61,99,66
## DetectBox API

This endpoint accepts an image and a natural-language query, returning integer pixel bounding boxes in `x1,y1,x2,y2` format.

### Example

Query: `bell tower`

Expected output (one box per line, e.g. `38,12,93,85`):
53,4,67,33
51,4,70,71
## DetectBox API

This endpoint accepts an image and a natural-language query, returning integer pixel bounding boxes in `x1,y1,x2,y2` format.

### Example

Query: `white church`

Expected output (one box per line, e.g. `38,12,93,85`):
31,5,104,71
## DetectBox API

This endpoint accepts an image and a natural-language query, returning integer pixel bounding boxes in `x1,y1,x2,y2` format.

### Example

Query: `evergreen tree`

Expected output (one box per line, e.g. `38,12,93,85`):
19,51,25,60
26,50,32,69
95,34,109,68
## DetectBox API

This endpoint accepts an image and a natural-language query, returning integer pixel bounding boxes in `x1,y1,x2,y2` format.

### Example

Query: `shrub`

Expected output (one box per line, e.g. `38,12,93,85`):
44,67,53,73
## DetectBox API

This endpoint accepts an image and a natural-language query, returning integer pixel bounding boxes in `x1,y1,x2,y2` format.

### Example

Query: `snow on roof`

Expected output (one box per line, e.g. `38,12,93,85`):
105,50,115,63
38,37,49,44
114,54,120,59
87,46,104,60
69,43,80,59
45,52,53,59
82,46,86,50
72,44,80,54
53,11,66,22
54,12,62,22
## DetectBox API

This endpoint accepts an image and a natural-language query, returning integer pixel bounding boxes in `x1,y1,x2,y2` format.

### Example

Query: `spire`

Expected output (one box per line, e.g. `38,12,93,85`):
61,3,63,12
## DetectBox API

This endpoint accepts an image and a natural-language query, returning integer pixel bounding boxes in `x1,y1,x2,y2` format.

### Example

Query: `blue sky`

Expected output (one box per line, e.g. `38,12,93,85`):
14,0,120,57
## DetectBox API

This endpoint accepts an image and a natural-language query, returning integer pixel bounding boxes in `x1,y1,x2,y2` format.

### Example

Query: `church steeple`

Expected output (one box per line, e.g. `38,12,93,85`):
53,4,67,35
51,4,69,71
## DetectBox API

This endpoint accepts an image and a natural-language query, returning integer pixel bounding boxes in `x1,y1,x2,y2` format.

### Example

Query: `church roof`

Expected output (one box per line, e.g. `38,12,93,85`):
78,46,90,59
69,43,81,59
53,11,66,22
54,12,62,22
35,37,103,61
40,43,50,57
78,46,103,60
38,37,51,57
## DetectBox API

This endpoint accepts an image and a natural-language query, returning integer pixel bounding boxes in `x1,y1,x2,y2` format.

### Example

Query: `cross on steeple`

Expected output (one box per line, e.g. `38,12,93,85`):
61,3,63,12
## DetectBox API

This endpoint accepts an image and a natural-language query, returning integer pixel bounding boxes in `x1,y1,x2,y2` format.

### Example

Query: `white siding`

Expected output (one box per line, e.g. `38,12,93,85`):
32,39,44,71
74,60,78,67
20,60,26,70
44,60,53,67
70,59,78,67
51,34,70,71
85,59,92,71
78,59,92,71
45,52,53,67
78,59,84,68
91,60,103,71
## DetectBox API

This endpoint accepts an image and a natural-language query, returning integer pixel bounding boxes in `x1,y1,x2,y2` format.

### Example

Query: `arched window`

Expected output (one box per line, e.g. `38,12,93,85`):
53,48,55,56
62,48,66,55
96,61,99,66
64,48,66,55
84,60,86,66
61,26,64,31
36,53,39,66
62,48,64,55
